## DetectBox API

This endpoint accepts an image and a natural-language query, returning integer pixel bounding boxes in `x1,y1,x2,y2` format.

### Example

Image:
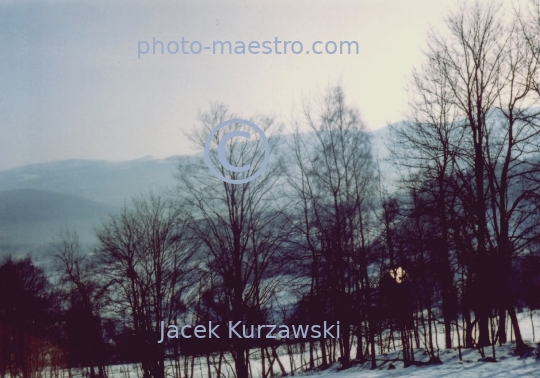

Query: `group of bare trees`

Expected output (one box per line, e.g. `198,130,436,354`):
2,1,540,378
391,0,540,359
94,194,197,378
175,104,291,378
285,86,378,369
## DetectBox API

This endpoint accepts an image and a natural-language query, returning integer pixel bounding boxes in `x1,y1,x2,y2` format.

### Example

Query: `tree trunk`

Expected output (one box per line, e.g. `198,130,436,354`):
508,306,527,353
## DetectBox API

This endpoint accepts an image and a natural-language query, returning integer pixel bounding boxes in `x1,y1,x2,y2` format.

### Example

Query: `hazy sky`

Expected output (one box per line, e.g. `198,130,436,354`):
0,0,517,171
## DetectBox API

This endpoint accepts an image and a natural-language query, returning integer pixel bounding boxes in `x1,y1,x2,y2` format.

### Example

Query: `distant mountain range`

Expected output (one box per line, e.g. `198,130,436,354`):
0,127,391,260
0,155,183,206
0,156,185,259
0,189,112,256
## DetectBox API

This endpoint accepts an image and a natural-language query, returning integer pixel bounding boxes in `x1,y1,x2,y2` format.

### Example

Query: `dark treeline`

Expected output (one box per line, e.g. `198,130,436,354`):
2,2,540,378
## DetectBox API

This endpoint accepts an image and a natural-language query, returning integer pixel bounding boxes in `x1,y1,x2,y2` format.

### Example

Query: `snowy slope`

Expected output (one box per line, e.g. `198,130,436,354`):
101,341,540,378
296,343,539,378
100,311,540,378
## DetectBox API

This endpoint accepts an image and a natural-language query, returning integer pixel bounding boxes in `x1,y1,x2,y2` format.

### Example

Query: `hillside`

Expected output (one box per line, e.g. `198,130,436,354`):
0,189,114,258
0,128,392,259
0,156,182,206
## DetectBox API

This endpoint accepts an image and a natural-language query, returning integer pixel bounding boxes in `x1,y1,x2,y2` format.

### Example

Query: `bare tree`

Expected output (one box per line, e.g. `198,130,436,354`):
286,85,377,369
95,193,196,378
389,31,466,350
520,0,540,95
50,229,108,378
176,104,289,378
396,0,540,355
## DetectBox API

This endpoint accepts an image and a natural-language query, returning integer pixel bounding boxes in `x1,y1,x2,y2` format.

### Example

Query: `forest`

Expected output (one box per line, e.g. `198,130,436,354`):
1,2,540,378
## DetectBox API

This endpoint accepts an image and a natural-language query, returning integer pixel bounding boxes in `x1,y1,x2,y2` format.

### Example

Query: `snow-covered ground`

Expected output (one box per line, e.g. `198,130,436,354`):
103,342,540,378
298,310,540,377
297,343,539,378
101,310,540,378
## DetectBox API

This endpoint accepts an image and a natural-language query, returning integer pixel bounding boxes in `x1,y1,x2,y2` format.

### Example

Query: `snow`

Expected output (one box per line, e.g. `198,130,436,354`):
101,342,540,378
81,310,540,378
296,343,539,378
295,310,540,377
